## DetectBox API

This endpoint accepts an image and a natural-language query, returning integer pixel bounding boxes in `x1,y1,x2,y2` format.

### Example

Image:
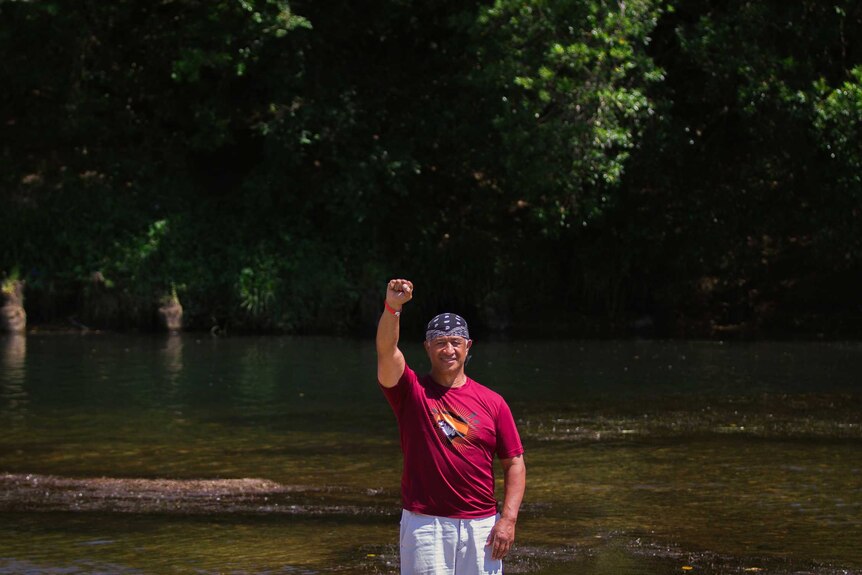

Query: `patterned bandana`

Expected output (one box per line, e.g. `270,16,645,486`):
425,313,470,341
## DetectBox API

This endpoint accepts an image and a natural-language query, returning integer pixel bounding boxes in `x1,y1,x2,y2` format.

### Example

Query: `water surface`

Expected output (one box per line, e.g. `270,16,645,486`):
1,334,860,574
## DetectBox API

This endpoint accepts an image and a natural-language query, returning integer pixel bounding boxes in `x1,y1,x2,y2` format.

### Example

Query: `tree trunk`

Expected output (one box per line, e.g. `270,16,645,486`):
158,297,183,332
1,280,26,334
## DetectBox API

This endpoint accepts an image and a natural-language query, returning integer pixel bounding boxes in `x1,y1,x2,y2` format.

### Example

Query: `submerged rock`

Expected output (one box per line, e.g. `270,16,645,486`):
0,473,392,517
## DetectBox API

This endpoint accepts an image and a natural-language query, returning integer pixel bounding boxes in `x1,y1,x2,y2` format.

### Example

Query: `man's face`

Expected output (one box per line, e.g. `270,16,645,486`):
424,336,472,375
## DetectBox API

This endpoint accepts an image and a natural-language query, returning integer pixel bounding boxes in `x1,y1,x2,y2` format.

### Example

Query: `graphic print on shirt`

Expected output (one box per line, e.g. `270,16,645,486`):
431,405,481,452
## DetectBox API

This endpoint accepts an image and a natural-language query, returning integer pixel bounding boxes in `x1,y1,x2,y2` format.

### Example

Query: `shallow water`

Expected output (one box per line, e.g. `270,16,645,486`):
1,334,860,574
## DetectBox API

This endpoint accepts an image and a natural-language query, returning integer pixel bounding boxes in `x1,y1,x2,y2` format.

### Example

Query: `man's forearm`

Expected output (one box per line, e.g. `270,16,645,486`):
488,455,525,560
376,309,400,355
500,456,526,521
377,279,412,387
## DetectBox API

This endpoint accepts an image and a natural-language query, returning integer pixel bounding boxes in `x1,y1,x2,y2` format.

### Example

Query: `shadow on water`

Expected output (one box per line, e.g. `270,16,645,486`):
1,335,861,574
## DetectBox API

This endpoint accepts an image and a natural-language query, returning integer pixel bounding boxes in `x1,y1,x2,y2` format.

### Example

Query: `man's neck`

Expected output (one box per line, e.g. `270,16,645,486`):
430,369,467,389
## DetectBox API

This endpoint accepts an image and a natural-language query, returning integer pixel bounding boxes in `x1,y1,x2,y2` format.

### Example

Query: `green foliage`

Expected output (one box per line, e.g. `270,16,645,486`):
1,0,861,335
1,267,21,296
814,66,862,183
237,251,282,327
475,0,664,232
620,0,862,331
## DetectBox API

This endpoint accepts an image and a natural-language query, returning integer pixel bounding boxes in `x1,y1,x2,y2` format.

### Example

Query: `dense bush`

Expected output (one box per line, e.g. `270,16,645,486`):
1,0,860,336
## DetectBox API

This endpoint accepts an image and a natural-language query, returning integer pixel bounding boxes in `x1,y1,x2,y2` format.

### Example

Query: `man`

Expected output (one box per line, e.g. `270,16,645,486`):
376,278,526,575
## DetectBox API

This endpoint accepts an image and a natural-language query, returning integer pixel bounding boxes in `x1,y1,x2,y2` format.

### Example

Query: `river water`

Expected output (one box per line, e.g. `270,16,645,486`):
0,334,860,574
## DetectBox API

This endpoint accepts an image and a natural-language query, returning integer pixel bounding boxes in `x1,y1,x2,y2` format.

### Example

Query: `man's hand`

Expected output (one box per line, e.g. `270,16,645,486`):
486,516,516,560
488,454,524,561
386,279,413,311
377,279,413,388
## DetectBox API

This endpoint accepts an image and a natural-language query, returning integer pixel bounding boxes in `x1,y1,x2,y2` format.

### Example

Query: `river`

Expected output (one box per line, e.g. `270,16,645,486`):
1,334,860,574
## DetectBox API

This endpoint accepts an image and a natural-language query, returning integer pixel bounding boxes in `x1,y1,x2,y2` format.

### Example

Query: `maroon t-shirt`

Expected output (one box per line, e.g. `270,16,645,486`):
380,364,524,519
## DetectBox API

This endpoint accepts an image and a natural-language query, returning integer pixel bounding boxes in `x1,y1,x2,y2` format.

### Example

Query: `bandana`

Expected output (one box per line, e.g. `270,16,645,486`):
425,313,470,341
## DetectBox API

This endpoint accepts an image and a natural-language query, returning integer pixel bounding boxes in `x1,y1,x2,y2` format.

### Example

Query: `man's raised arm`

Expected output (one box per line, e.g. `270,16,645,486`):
376,278,413,388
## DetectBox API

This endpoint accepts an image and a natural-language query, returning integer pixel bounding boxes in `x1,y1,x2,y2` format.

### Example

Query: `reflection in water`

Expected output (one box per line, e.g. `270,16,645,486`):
0,336,860,574
238,337,280,403
1,335,26,382
0,335,28,417
161,334,183,384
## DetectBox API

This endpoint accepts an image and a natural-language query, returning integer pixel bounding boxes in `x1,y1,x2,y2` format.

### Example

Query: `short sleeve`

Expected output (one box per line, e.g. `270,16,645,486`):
495,400,524,460
380,363,415,415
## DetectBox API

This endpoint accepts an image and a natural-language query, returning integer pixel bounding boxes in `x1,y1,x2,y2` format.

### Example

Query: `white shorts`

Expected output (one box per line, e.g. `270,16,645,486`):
399,509,503,575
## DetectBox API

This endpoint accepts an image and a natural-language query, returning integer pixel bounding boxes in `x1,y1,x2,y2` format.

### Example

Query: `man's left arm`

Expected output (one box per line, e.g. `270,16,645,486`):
487,454,526,560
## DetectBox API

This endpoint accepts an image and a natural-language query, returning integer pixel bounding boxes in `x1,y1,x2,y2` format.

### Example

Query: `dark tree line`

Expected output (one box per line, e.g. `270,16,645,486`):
2,0,861,337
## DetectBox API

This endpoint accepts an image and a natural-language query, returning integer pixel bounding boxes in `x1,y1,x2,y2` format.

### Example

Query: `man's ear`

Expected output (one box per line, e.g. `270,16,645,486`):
466,339,473,351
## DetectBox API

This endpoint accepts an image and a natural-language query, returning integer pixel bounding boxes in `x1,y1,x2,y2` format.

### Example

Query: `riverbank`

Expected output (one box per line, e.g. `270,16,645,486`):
12,305,862,341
